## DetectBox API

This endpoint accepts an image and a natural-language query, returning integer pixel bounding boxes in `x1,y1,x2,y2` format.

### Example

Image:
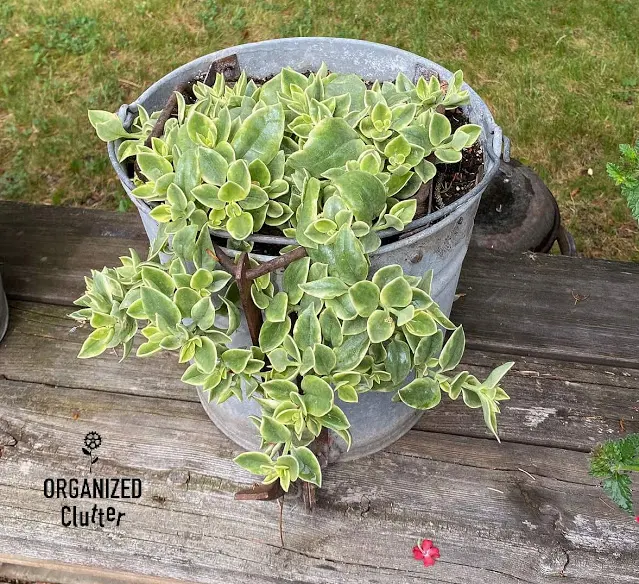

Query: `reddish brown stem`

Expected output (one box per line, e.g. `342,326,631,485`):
414,180,433,218
301,481,316,511
205,242,326,507
135,81,191,179
237,252,263,346
143,80,193,150
278,498,285,547
207,247,262,344
300,428,332,511
234,482,284,501
142,54,240,152
209,245,237,276
207,245,308,282
245,246,308,280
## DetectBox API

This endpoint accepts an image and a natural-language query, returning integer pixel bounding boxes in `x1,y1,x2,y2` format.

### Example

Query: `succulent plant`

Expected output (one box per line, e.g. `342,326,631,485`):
77,65,512,493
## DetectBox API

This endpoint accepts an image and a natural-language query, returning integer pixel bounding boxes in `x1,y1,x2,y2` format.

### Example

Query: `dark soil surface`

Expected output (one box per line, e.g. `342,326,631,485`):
430,108,484,215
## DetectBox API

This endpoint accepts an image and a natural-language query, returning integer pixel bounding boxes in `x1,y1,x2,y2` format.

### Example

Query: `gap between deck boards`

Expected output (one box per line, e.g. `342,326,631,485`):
1,299,637,453
1,201,639,369
0,375,638,583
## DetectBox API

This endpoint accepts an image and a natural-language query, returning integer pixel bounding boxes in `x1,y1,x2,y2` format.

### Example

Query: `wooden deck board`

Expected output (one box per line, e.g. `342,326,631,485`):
1,300,638,451
0,201,638,583
0,378,637,584
2,202,639,367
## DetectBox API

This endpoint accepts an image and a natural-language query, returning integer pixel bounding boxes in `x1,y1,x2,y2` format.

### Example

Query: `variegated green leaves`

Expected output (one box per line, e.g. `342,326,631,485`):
235,445,321,492
287,117,366,177
145,148,290,247
88,110,142,142
112,100,287,245
256,259,512,449
92,65,482,251
427,112,481,164
412,69,470,110
395,326,513,442
233,370,349,492
231,103,285,164
72,250,143,360
70,247,261,405
80,64,513,496
284,263,451,388
332,170,386,223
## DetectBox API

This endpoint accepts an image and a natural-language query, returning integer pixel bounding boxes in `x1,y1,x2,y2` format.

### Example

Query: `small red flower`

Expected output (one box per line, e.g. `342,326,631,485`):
635,516,639,523
412,539,440,567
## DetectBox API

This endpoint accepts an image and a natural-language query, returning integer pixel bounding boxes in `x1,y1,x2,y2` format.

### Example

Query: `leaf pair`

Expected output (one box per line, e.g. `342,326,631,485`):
234,446,322,491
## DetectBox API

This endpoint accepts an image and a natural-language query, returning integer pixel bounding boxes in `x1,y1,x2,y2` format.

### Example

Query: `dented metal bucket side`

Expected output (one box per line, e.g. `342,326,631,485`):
104,38,502,461
197,195,482,462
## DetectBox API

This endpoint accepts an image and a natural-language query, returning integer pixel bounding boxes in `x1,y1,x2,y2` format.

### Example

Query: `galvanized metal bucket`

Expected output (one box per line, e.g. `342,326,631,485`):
107,38,504,461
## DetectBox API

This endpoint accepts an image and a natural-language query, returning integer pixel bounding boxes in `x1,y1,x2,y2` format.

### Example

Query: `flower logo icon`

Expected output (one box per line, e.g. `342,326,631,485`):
82,431,101,472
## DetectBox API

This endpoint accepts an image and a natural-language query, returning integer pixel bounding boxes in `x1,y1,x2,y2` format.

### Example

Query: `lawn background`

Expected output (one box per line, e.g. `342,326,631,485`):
0,0,638,260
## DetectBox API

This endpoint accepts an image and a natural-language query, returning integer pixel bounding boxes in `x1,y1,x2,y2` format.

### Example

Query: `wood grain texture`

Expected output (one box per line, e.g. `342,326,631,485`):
1,202,639,367
2,301,637,452
0,202,146,306
0,560,193,584
453,249,639,367
0,377,637,584
1,201,639,583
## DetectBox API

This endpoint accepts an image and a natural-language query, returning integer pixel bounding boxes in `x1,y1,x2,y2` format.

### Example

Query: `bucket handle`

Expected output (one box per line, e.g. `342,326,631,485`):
117,103,137,128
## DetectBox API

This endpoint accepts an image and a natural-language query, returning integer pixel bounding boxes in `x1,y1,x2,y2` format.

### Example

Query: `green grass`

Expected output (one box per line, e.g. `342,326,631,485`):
0,0,638,259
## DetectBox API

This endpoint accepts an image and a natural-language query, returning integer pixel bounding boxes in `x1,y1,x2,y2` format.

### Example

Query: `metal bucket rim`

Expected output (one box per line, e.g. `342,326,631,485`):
107,37,502,250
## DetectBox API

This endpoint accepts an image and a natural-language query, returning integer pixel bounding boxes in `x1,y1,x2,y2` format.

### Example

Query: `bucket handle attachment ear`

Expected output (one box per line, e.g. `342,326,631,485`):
502,135,511,163
488,122,510,163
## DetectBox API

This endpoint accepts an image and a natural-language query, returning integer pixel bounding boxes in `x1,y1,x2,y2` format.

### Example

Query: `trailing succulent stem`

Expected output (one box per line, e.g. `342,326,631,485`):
75,64,513,493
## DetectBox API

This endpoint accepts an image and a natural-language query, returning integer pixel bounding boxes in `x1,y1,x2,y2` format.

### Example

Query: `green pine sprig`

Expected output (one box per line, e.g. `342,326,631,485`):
590,434,639,514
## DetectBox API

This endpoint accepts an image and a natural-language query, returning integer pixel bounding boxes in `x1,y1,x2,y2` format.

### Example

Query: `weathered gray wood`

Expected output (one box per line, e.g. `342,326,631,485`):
0,560,192,584
0,377,637,584
0,202,146,307
2,202,639,367
1,202,638,583
1,301,188,402
2,301,637,452
453,249,639,367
